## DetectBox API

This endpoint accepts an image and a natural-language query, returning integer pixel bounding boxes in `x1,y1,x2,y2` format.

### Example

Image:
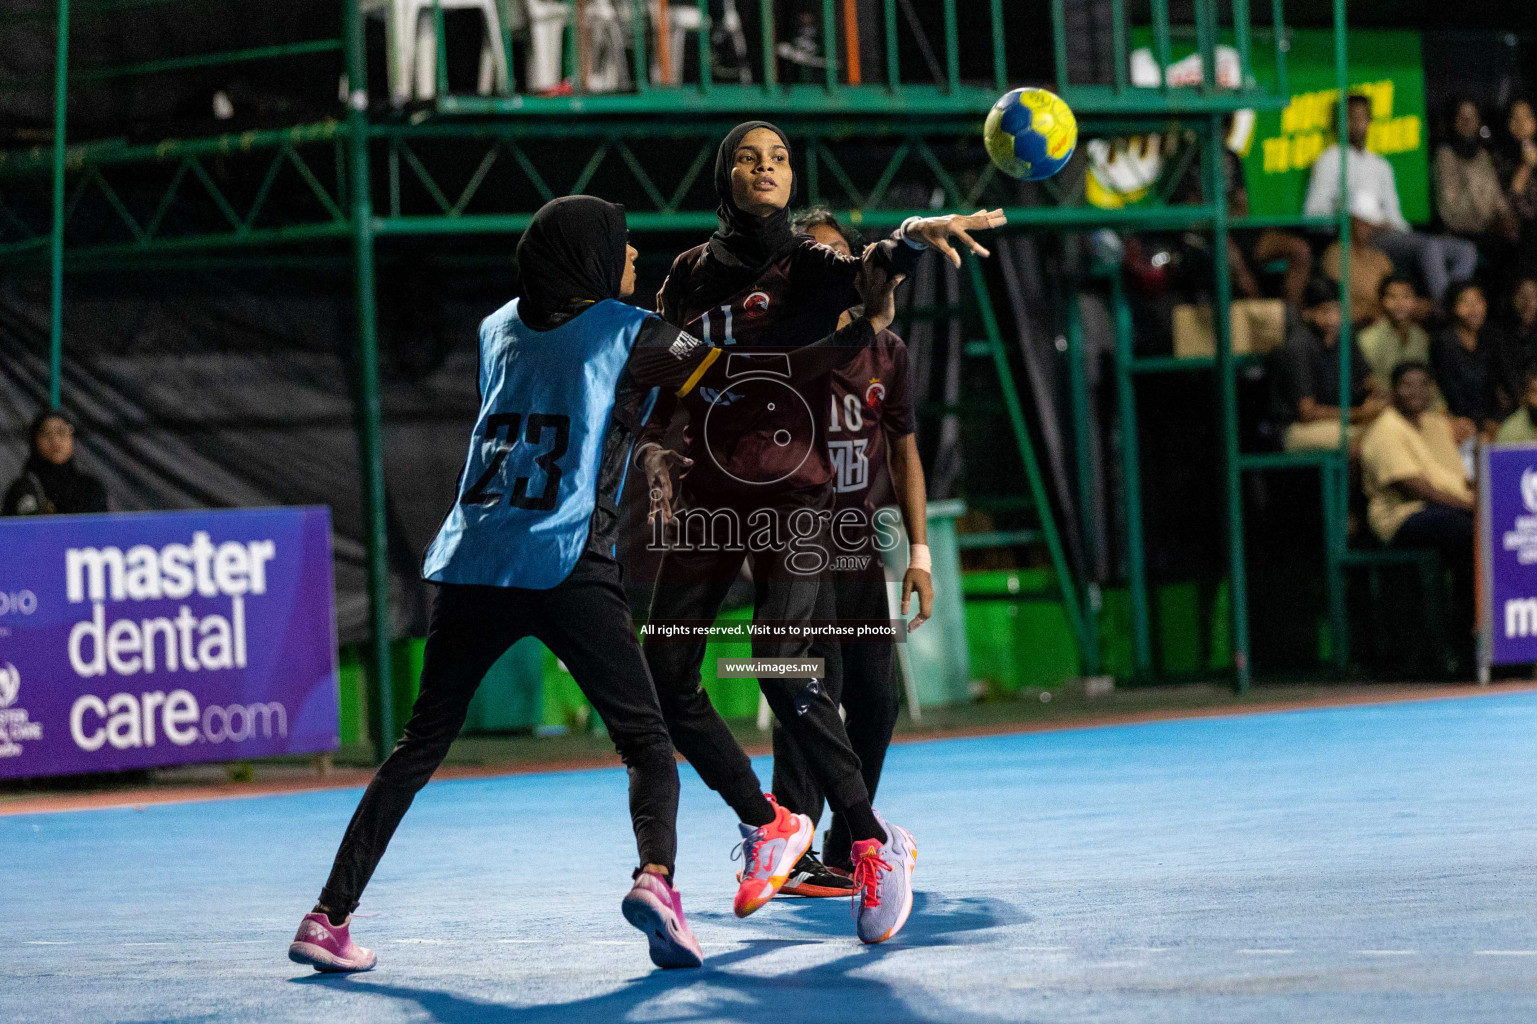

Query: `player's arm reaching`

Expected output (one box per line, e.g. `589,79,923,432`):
797,210,1010,309
865,331,932,631
897,209,1009,267
888,435,931,631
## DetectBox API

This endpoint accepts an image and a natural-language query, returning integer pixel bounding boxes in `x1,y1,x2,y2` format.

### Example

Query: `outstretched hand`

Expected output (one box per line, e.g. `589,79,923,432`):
907,208,1008,267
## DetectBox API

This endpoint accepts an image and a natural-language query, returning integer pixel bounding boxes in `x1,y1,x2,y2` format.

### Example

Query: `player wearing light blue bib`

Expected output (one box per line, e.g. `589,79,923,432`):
422,294,656,590
292,196,726,974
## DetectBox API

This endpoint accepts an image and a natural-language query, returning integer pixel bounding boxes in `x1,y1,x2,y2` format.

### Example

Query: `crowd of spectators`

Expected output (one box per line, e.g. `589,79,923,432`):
1226,89,1537,658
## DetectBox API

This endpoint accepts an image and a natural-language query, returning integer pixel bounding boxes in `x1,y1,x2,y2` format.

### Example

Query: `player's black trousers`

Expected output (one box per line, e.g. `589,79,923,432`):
771,549,899,866
318,553,680,913
643,488,879,840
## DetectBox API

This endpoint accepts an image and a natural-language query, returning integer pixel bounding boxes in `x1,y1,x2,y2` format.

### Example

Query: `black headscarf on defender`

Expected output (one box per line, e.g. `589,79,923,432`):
706,120,800,275
514,195,628,330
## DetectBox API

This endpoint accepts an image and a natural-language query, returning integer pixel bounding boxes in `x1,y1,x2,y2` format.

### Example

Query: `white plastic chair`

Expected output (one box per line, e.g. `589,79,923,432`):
650,0,745,85
583,0,634,93
503,0,573,93
360,0,510,103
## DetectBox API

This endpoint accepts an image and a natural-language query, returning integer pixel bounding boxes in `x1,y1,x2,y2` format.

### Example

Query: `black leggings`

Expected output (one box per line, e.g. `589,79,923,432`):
319,554,680,913
642,491,880,842
771,551,898,864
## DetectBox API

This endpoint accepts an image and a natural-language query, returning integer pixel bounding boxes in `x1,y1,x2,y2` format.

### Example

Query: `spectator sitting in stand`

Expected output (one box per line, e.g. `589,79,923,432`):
1358,274,1431,394
1496,98,1537,273
1271,277,1384,453
1359,360,1474,657
1431,279,1504,442
1498,275,1537,394
1321,191,1397,325
1495,358,1537,444
1306,93,1477,310
3,409,109,516
1435,98,1519,280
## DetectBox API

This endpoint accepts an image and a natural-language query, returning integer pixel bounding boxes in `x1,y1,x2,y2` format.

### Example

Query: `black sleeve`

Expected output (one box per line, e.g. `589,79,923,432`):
884,235,924,277
1,477,22,516
627,316,717,390
83,475,109,513
1349,340,1372,404
635,389,678,453
798,238,864,306
1276,331,1316,412
782,319,877,383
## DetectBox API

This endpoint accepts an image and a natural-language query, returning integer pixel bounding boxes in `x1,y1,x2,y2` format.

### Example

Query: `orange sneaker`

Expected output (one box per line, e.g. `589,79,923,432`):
730,795,814,917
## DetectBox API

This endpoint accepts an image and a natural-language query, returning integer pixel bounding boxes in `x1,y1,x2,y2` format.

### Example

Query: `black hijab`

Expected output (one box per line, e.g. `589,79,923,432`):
1447,99,1485,161
705,120,799,274
18,410,106,515
514,195,628,330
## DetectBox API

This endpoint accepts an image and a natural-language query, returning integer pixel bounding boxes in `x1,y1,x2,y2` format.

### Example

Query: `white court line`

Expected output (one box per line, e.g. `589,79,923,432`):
1008,945,1071,952
1474,950,1537,956
1355,950,1418,955
392,939,450,944
1236,949,1296,955
23,941,70,945
122,942,170,947
1129,947,1174,953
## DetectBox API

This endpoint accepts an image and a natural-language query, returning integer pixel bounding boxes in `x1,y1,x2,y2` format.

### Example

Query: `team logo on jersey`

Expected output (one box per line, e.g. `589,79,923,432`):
864,378,886,411
668,330,705,360
829,439,870,493
742,291,771,318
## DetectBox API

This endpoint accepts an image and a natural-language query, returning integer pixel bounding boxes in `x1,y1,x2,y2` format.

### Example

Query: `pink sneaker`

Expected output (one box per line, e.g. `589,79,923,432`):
621,871,704,969
287,911,378,973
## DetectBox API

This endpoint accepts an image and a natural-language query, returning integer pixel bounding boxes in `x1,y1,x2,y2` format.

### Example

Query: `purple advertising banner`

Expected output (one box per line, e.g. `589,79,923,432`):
0,507,339,779
1480,444,1537,669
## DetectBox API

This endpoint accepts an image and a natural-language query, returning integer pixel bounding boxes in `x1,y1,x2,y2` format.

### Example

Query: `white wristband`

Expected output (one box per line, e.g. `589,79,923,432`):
909,543,932,573
897,215,927,250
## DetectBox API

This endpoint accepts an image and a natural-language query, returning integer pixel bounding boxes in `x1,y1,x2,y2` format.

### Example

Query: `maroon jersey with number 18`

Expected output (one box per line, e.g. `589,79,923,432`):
829,329,915,514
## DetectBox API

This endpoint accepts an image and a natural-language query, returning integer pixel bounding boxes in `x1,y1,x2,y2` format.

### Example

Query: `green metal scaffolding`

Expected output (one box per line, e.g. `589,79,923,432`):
9,0,1355,749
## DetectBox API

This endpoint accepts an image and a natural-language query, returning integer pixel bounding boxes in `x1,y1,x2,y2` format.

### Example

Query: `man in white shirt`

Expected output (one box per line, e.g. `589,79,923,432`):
1305,94,1476,309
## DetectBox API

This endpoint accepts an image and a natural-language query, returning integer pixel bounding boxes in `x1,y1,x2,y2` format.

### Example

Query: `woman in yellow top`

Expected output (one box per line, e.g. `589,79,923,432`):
1359,360,1475,652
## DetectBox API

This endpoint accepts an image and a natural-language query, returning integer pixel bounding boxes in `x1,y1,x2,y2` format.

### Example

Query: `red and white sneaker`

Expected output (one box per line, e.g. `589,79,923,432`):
287,911,378,973
731,795,814,917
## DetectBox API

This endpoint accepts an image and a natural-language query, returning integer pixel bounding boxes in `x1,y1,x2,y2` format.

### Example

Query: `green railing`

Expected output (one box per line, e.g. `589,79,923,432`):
10,0,1359,738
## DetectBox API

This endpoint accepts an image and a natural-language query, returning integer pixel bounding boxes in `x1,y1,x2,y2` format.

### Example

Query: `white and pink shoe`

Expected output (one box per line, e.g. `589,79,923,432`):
288,911,378,973
621,871,704,969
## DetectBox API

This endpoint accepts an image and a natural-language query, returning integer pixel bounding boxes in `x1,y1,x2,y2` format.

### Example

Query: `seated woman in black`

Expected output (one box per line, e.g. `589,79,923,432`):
1431,280,1505,441
3,409,108,516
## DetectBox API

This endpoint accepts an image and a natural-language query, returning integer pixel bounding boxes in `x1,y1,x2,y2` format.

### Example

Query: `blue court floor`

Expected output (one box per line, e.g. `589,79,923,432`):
4,691,1536,1024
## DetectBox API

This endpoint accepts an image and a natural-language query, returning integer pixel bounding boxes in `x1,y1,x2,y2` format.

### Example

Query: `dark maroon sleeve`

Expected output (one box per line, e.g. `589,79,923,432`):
796,238,863,305
880,333,917,439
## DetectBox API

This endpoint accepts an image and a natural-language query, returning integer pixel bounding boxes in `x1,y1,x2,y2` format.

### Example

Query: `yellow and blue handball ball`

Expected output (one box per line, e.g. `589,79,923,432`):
983,87,1077,181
